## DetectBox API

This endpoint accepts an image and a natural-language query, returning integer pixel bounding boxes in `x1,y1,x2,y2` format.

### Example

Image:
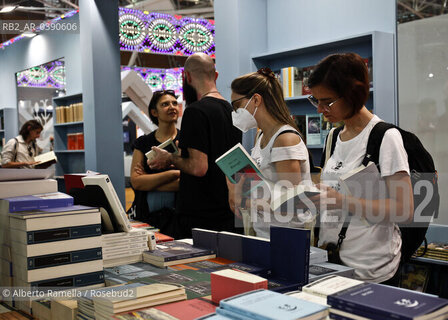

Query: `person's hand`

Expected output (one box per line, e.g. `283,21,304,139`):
148,146,172,170
134,162,145,176
25,161,40,166
226,175,247,219
306,183,344,211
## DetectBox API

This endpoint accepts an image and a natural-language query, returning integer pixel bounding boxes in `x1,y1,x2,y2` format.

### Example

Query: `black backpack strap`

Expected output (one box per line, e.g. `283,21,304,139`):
320,125,344,168
337,214,351,248
362,122,396,168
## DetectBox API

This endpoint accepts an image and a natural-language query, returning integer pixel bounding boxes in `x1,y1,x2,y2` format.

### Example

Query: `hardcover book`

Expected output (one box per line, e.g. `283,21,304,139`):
220,289,328,320
34,151,58,166
216,143,320,211
1,192,73,212
302,275,363,299
145,137,179,162
327,282,448,320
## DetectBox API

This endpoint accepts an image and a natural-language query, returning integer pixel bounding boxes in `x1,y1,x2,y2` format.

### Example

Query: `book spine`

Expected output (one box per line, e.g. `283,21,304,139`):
30,270,105,288
9,197,74,212
327,296,408,320
26,247,102,270
163,249,215,262
27,224,101,244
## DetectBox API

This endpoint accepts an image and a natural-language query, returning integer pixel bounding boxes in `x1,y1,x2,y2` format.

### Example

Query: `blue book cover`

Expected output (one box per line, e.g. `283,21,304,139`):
30,270,104,288
26,224,101,244
242,235,270,269
270,226,310,285
196,313,232,320
217,232,243,262
220,289,328,320
192,228,219,252
27,247,102,270
3,192,73,212
328,283,448,320
216,307,255,320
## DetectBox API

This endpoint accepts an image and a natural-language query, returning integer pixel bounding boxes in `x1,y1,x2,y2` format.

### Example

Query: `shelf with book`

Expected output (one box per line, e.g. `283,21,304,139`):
52,93,85,176
253,31,394,162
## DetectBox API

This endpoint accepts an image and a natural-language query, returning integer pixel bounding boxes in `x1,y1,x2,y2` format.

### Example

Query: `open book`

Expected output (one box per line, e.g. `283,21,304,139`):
145,138,179,162
216,143,320,211
338,161,387,199
34,151,57,166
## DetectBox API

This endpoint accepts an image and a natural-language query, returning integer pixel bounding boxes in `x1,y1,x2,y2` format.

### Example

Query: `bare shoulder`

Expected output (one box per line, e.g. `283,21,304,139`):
273,131,302,148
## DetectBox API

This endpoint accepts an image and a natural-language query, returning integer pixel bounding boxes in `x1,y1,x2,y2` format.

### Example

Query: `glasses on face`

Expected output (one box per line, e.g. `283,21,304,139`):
231,95,249,111
307,95,340,111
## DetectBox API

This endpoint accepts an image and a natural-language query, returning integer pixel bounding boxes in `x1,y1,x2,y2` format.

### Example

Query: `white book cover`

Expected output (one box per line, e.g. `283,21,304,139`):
34,151,58,165
145,138,179,162
0,179,57,198
302,275,364,298
82,174,131,232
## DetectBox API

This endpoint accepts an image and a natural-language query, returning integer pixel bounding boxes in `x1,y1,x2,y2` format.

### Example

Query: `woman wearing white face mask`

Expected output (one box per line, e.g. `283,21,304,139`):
227,67,313,239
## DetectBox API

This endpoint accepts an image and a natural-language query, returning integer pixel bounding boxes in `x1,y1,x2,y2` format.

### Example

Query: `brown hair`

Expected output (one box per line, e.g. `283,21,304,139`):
308,53,369,118
147,90,177,126
19,120,43,141
231,68,300,133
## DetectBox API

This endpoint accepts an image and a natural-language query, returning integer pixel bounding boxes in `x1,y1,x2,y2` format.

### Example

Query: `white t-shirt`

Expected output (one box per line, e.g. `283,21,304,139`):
318,115,409,283
250,125,311,239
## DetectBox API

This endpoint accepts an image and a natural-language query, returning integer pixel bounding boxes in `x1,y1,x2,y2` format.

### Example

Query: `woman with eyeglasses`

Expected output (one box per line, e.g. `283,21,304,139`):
1,120,43,169
306,53,413,284
129,90,180,232
226,68,313,239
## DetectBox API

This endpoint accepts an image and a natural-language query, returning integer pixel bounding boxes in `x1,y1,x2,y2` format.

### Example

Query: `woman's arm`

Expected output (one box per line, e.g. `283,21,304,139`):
130,149,180,191
273,132,303,185
316,171,414,223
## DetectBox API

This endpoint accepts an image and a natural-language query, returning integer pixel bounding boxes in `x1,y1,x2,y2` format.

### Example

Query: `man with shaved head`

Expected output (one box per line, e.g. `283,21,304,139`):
150,53,242,237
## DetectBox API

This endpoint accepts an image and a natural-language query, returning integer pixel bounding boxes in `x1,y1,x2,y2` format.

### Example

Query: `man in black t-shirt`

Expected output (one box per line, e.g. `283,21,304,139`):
149,53,242,237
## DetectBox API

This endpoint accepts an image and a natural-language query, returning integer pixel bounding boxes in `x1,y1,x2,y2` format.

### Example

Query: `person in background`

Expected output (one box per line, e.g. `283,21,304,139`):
226,67,313,239
1,120,43,168
149,53,242,238
307,53,413,284
130,90,180,233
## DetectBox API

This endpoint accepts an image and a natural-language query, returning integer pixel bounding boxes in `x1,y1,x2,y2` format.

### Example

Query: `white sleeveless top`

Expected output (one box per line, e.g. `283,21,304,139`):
250,125,312,239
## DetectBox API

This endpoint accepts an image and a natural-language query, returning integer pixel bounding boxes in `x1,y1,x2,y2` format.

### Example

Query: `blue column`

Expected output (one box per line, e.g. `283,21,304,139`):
79,0,125,206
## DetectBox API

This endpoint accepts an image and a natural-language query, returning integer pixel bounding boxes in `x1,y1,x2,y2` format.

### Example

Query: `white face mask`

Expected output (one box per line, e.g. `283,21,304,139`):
231,96,258,133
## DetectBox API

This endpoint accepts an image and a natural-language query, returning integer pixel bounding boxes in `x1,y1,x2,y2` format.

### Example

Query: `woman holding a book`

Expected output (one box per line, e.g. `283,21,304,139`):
306,53,413,284
130,90,180,233
226,67,314,239
1,120,43,169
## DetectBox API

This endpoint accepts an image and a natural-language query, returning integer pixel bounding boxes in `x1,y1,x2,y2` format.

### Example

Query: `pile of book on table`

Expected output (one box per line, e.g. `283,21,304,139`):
102,229,149,268
77,282,186,320
0,191,104,313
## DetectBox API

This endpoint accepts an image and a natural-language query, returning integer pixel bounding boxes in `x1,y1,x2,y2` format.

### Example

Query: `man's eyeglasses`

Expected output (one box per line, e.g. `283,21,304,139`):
231,95,249,111
307,95,340,111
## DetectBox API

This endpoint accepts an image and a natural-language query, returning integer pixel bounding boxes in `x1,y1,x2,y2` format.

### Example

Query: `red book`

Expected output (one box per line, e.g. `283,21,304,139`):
210,269,268,304
154,232,174,243
152,298,216,320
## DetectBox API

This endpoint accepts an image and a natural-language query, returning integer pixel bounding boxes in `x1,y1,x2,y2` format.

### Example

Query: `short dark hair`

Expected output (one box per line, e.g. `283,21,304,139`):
308,53,369,118
148,90,177,126
19,119,43,141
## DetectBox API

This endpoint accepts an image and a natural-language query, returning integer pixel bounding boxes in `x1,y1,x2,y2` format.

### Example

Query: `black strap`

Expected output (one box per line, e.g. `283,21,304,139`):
337,214,351,247
361,122,396,168
13,138,19,162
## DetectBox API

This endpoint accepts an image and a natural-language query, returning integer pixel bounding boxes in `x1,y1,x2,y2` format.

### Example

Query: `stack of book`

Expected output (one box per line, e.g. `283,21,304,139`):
142,240,216,268
77,283,186,320
3,194,104,313
327,282,448,320
104,262,171,286
102,229,149,268
214,289,328,320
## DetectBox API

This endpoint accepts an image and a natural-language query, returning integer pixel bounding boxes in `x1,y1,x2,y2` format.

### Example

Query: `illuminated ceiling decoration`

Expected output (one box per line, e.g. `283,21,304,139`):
16,60,66,89
119,8,215,57
121,66,184,94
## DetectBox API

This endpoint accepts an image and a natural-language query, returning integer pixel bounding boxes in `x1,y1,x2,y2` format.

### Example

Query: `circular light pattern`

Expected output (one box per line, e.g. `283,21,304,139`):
145,73,163,91
51,66,66,86
119,13,147,48
27,66,48,85
147,18,177,51
163,73,177,89
179,23,213,53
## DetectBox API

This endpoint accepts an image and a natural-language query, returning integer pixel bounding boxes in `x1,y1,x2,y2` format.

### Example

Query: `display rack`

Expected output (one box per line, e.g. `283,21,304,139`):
52,93,85,176
251,31,395,162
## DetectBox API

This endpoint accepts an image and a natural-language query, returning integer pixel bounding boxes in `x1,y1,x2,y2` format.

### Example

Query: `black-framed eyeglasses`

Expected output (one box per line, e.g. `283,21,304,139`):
231,95,249,111
153,89,176,97
307,95,340,111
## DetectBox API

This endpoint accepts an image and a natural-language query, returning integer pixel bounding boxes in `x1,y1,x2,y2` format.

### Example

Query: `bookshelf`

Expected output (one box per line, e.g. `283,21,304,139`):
52,93,85,176
251,31,395,162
